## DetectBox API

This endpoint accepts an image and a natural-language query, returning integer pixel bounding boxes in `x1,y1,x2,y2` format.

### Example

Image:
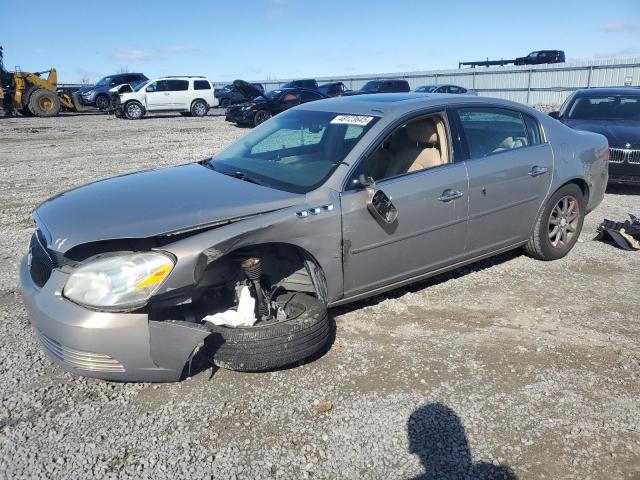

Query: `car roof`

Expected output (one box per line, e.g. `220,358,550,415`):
297,93,535,117
573,87,640,96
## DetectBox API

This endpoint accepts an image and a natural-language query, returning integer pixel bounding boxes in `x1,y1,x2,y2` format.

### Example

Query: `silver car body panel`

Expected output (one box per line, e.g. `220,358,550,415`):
21,93,609,381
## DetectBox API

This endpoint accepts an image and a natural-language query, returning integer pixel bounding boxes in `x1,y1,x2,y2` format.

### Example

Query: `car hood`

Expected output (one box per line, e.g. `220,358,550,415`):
564,119,640,148
233,79,262,99
35,163,302,253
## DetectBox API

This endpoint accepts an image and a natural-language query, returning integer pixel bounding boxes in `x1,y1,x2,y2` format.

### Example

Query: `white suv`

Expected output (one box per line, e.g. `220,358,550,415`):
114,77,215,119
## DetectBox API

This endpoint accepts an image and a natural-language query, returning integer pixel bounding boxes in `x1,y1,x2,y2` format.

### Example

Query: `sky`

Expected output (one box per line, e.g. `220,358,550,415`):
1,0,639,84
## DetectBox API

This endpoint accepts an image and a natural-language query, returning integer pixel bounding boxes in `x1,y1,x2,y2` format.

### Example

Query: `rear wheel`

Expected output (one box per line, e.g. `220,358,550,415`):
95,94,110,111
191,99,208,117
28,89,61,117
524,184,585,261
206,293,330,372
220,98,230,108
253,110,271,126
124,101,144,120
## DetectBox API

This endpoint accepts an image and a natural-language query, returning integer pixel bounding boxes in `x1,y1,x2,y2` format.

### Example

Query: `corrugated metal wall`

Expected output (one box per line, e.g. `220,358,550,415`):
214,57,640,107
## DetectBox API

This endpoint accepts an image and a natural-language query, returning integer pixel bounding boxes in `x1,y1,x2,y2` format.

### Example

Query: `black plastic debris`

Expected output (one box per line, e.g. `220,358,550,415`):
596,214,640,250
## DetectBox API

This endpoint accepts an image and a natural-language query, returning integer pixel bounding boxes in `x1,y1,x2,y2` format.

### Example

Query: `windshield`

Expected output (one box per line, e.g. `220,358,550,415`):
567,95,640,120
131,80,149,92
361,81,383,93
209,109,379,193
132,80,148,91
95,76,114,87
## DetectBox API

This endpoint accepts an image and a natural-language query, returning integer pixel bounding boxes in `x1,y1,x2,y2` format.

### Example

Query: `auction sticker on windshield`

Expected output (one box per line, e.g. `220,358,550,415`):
330,115,374,126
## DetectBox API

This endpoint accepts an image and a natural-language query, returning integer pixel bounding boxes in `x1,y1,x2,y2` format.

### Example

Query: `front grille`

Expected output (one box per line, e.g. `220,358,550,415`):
609,148,640,165
37,331,125,373
28,231,58,287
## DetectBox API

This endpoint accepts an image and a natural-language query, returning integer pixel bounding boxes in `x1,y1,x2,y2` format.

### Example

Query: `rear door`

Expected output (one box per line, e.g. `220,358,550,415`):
454,106,552,257
166,79,190,109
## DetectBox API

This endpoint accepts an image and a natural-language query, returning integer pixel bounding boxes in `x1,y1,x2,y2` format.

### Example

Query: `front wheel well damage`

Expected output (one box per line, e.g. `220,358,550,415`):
562,178,590,204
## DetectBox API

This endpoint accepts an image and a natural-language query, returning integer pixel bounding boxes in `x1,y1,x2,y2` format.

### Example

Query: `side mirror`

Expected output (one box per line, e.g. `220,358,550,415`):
367,188,398,224
146,86,154,92
548,111,560,120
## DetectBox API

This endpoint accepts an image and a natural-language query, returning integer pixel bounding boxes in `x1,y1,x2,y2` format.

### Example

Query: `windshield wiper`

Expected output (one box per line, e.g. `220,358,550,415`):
223,171,268,187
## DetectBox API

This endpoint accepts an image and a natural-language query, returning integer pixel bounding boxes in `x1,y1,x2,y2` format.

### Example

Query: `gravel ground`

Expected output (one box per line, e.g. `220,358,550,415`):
0,111,639,480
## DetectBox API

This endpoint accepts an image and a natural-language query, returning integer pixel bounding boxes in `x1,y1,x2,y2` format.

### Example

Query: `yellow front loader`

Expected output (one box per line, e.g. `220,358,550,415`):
1,46,84,117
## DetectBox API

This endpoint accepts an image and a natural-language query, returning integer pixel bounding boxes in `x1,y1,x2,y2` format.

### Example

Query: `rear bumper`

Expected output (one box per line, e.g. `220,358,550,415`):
19,257,210,382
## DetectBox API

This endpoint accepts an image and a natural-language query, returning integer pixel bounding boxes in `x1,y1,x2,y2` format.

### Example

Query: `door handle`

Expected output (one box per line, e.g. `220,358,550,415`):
438,189,464,202
528,166,548,177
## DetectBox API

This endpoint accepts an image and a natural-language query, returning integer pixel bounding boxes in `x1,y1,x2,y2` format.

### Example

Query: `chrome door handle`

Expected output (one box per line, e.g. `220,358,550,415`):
438,189,464,202
528,166,548,177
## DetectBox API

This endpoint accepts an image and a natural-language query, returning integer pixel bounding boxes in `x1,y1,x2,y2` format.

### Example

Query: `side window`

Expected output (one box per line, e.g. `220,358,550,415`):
194,80,211,90
167,80,189,91
155,80,170,92
364,114,450,182
524,114,542,145
436,86,447,93
448,86,461,94
457,107,529,158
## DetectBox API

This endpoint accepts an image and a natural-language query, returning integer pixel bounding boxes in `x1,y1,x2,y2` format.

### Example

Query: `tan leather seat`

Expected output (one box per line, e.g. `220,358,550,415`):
493,136,528,152
387,119,441,176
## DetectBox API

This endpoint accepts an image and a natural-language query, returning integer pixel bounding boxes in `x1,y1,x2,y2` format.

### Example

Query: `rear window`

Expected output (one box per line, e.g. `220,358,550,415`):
194,80,211,90
458,107,530,158
167,80,189,91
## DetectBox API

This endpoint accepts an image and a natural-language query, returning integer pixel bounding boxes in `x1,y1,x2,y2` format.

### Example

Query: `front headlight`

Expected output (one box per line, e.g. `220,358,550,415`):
63,252,174,309
82,90,94,96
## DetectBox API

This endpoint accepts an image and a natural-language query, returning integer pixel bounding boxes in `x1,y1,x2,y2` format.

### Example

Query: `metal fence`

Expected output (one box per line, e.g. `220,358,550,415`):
215,57,640,107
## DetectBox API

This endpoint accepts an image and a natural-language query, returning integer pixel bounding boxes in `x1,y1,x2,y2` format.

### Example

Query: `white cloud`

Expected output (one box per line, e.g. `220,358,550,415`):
593,47,640,58
108,50,153,61
164,46,194,54
600,21,640,33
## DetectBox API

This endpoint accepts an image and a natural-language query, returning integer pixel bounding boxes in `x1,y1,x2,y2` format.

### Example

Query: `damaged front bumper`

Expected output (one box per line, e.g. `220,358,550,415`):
19,257,211,382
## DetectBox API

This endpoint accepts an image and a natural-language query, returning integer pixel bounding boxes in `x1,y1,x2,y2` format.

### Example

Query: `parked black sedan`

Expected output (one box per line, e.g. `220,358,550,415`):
225,83,326,126
550,88,640,186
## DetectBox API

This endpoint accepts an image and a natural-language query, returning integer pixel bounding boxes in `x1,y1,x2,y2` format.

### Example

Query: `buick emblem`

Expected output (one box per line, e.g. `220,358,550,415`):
625,142,631,149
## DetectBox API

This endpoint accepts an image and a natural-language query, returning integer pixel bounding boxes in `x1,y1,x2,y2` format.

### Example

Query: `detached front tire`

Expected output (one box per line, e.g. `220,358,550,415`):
524,183,585,261
207,293,330,372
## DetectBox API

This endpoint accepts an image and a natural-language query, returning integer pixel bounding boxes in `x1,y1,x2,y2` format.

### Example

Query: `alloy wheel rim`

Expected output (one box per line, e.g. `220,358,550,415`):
256,111,270,124
127,104,141,118
194,103,206,115
548,195,580,248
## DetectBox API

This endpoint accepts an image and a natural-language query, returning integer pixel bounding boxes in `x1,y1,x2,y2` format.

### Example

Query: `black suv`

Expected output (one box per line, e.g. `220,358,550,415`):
214,82,264,108
281,79,318,90
342,79,411,96
515,50,565,66
75,73,148,110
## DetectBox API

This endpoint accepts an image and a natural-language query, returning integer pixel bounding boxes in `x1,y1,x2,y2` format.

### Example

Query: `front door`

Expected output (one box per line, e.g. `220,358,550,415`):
341,112,468,298
455,106,553,257
145,80,171,110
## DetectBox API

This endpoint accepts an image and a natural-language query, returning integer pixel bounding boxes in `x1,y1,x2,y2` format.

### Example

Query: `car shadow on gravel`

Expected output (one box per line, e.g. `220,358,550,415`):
332,250,523,316
407,403,518,480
